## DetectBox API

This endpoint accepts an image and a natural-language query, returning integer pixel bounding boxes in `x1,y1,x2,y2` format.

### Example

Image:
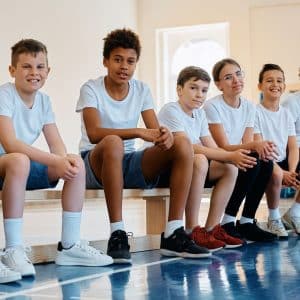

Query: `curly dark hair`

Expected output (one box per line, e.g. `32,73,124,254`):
11,39,48,67
103,28,141,60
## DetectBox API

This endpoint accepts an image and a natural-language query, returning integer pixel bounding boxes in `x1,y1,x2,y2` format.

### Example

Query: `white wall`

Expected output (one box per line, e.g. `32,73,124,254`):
0,0,137,153
137,0,300,104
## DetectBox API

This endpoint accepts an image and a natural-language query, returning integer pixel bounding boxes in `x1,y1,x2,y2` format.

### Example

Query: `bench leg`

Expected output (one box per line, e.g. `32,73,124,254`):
144,196,168,235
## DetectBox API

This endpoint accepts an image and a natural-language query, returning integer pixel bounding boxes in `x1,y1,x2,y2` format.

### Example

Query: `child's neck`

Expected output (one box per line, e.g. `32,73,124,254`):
222,94,241,108
178,100,193,117
15,85,35,108
261,97,280,112
104,76,129,101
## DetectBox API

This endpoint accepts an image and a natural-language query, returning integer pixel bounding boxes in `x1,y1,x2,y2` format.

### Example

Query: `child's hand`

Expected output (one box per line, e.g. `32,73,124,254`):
139,128,161,142
254,140,278,161
154,127,174,150
54,156,79,181
283,170,300,189
230,149,257,171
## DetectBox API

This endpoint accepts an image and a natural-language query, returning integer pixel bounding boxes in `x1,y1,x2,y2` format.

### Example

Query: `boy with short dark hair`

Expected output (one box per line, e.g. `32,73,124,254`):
255,63,300,237
158,66,256,251
0,39,113,282
76,28,211,262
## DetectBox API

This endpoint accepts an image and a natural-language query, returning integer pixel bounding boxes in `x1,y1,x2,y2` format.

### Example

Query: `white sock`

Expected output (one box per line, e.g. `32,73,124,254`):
239,216,253,224
268,208,281,220
290,202,300,217
164,220,183,238
110,221,125,234
61,211,81,249
4,218,23,249
185,228,193,235
221,214,236,225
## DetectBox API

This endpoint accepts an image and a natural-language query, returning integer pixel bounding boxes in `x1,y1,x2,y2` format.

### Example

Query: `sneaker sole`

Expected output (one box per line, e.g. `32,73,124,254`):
282,218,300,235
209,247,224,253
224,243,243,249
55,256,113,267
113,258,132,264
0,273,21,283
160,249,211,258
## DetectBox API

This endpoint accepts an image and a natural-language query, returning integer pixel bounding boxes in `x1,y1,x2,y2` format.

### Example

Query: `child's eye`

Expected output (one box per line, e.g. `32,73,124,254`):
128,60,135,65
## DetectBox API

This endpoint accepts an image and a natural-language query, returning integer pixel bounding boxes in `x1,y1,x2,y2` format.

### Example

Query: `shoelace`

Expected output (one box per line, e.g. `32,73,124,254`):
4,246,32,260
270,219,285,230
76,240,104,255
0,262,14,274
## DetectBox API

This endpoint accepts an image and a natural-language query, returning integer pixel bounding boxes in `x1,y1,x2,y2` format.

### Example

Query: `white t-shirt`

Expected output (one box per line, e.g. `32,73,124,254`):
254,103,295,161
76,76,154,153
282,91,300,146
158,101,210,144
0,83,55,155
203,94,256,145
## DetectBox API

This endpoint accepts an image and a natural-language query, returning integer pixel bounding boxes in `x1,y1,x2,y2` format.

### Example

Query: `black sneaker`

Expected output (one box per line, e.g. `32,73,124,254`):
160,227,211,258
221,222,244,240
107,230,132,264
237,220,277,243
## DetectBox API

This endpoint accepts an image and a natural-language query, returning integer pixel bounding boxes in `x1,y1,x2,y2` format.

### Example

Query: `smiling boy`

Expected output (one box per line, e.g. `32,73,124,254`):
0,39,113,281
76,29,211,262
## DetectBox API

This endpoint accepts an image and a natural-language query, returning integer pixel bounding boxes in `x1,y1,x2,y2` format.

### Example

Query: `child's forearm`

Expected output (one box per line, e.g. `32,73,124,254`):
4,139,61,167
87,127,141,144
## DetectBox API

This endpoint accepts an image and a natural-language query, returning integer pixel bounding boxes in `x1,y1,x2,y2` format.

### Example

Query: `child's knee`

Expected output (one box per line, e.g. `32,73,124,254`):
193,154,208,175
224,163,238,179
5,153,30,176
271,168,283,186
172,135,193,157
101,135,124,158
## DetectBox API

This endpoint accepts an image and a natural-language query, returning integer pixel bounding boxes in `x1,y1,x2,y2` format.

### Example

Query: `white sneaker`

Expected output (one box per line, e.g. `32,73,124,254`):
0,261,21,283
2,246,35,277
55,240,113,266
267,218,288,239
282,209,300,235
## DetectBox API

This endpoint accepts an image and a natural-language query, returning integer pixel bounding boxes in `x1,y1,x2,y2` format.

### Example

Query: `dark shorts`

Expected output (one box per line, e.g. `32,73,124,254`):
0,160,58,190
81,150,170,189
277,159,300,173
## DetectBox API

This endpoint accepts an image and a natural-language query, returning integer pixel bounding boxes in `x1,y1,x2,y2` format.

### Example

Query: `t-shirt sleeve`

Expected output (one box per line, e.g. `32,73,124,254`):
141,84,155,112
245,103,256,128
199,111,211,137
203,102,221,124
253,108,261,134
287,110,296,136
76,82,98,112
158,105,184,132
43,97,55,124
0,88,14,117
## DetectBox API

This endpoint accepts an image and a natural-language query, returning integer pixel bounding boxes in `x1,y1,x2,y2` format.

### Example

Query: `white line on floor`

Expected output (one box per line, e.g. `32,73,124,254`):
0,257,182,299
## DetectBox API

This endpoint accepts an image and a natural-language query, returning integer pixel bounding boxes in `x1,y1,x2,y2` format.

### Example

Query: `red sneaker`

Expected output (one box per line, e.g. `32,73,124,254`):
212,224,244,248
191,226,225,252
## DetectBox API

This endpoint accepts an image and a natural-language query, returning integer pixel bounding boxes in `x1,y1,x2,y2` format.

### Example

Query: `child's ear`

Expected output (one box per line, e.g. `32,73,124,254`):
103,58,107,67
176,85,182,96
215,81,222,91
8,65,15,78
257,82,262,91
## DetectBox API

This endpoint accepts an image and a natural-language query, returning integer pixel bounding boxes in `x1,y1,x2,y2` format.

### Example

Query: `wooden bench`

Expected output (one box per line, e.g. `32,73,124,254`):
1,188,171,263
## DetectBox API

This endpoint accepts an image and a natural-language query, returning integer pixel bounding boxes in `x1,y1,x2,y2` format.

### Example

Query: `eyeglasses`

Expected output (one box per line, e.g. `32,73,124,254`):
220,70,244,82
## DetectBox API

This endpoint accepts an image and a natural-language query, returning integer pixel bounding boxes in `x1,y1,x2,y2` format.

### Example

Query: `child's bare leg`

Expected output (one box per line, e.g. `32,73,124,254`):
89,135,124,222
205,162,237,230
265,164,283,210
0,153,29,249
0,154,29,218
142,135,193,221
185,154,208,230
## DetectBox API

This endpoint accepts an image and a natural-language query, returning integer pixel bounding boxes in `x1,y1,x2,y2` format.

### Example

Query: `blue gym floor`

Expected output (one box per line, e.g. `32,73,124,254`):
0,236,300,300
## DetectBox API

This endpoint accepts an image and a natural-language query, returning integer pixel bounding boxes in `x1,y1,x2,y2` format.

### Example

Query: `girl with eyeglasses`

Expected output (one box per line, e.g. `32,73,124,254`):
203,58,277,243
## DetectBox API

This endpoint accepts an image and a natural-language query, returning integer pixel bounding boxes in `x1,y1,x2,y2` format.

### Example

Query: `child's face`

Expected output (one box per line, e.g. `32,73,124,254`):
9,51,49,96
258,70,285,100
177,78,209,113
103,47,137,85
216,63,244,97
